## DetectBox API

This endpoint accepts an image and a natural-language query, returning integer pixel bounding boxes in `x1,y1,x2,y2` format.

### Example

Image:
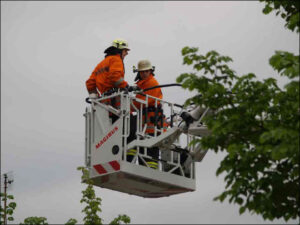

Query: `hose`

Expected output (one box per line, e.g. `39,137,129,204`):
85,83,183,104
85,97,91,104
142,83,182,92
141,83,184,108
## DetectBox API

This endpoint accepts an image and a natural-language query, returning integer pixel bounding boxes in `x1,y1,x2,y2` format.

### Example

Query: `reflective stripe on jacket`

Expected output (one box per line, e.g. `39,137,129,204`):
142,107,168,134
86,55,128,94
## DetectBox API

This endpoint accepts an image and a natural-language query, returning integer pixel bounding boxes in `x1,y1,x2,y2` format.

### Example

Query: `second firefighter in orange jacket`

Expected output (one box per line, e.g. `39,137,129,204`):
127,60,167,169
133,65,165,134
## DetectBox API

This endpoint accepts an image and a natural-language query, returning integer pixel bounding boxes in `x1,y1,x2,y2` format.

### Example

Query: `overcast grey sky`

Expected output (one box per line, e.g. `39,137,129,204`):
1,1,299,224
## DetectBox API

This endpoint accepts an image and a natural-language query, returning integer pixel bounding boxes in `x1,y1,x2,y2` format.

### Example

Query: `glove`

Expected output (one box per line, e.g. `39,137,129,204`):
89,93,99,99
127,86,141,92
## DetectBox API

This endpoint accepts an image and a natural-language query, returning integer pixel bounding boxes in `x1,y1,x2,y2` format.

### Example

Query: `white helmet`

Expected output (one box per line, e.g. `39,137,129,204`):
112,38,130,50
137,59,153,71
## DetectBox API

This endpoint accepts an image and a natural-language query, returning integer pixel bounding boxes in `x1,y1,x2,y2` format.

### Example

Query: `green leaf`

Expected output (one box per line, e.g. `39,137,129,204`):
262,5,273,14
181,46,198,56
8,202,17,209
7,195,14,200
65,218,77,225
7,208,13,215
239,206,246,214
235,197,244,205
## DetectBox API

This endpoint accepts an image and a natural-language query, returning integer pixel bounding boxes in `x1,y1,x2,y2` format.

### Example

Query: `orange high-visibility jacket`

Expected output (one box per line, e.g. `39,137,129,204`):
86,55,128,94
134,74,162,109
134,74,168,134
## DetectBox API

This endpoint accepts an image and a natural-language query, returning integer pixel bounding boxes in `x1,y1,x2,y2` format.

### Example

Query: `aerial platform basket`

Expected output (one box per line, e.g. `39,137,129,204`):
84,90,209,198
89,160,195,198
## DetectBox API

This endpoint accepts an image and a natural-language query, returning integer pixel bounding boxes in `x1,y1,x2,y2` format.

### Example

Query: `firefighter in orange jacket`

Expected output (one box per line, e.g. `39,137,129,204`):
86,38,130,123
127,60,167,169
133,61,162,112
134,60,168,134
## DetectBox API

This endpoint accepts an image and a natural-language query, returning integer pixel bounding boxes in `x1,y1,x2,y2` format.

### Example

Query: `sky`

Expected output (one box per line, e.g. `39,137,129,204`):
1,1,299,224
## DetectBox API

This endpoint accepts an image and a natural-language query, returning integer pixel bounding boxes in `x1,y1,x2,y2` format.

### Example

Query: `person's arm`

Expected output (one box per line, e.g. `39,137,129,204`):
109,57,128,88
145,88,162,106
144,78,163,106
86,71,97,94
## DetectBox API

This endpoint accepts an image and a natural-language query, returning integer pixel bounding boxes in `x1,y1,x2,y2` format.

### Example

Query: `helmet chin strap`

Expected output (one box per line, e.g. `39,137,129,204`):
134,72,141,82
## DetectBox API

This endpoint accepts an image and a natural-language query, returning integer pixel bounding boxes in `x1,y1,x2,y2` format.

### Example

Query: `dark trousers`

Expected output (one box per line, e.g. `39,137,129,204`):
127,115,137,144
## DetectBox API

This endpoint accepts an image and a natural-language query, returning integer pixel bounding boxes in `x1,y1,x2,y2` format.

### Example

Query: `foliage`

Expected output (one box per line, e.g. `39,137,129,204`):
177,1,299,221
77,166,103,225
260,0,300,33
65,218,78,225
77,166,131,225
0,167,130,224
177,44,299,221
20,217,48,225
109,214,131,225
269,50,299,79
0,192,17,224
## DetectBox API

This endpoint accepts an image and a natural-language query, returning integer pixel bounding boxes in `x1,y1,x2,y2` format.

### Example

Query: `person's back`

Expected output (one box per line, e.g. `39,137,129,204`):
86,38,130,96
85,38,130,123
87,54,126,94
